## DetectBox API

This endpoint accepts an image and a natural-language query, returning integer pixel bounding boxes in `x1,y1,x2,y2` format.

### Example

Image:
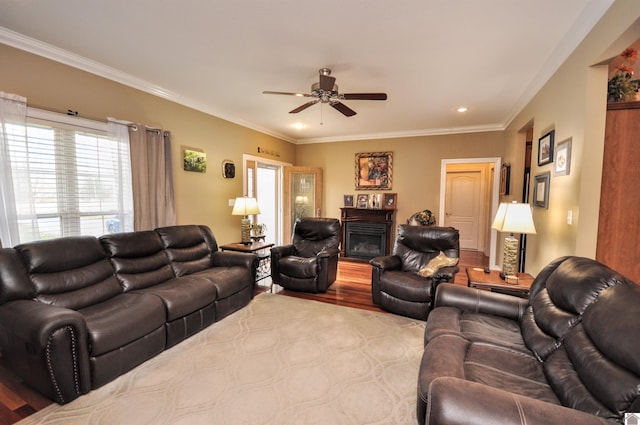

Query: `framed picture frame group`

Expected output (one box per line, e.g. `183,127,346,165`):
346,193,397,210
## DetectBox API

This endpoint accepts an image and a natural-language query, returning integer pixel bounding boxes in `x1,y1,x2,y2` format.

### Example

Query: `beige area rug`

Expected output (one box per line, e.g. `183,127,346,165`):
18,294,425,425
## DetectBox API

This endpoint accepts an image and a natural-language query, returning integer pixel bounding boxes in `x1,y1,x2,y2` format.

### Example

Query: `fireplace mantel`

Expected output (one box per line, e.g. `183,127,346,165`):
340,207,396,260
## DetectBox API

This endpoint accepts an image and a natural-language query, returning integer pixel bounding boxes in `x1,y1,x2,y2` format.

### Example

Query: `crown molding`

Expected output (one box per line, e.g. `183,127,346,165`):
0,27,297,144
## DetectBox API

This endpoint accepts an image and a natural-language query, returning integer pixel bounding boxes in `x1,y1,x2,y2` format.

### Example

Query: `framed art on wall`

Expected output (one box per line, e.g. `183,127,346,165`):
183,148,207,173
533,172,550,208
343,195,354,207
499,164,511,195
355,151,393,190
537,130,555,166
554,138,572,176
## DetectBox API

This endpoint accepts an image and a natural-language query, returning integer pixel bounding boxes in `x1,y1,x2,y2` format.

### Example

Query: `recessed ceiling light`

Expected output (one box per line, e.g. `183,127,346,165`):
457,107,469,113
293,122,305,129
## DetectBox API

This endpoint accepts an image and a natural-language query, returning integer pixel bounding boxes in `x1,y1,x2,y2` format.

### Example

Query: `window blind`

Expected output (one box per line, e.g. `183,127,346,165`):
5,109,133,242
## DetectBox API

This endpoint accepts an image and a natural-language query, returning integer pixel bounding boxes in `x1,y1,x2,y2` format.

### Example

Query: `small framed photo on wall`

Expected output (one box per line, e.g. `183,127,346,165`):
343,195,354,207
554,138,572,176
537,130,555,166
533,172,550,209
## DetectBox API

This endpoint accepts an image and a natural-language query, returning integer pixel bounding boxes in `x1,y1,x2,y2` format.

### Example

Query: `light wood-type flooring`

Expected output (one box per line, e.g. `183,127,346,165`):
0,250,487,425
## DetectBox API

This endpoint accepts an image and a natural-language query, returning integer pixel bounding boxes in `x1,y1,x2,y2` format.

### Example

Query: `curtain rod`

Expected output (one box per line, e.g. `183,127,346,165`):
28,103,167,134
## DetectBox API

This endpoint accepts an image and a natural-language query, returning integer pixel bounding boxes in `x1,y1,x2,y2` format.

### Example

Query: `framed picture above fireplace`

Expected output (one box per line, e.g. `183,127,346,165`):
355,151,393,190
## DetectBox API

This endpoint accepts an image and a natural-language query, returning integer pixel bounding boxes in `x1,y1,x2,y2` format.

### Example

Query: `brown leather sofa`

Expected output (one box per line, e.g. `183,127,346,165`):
0,225,258,404
270,217,341,293
417,256,640,424
370,225,460,320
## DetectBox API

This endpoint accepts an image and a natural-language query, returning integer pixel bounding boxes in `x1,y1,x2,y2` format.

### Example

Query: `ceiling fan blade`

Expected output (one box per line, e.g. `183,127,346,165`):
289,100,318,114
331,102,357,117
342,93,388,100
319,74,336,91
263,90,312,97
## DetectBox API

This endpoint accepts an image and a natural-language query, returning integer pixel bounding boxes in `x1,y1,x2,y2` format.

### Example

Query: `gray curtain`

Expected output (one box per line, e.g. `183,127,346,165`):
128,125,176,230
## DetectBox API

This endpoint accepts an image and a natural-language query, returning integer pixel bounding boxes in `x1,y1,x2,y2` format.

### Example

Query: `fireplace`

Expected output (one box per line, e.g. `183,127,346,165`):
344,222,386,259
340,208,396,261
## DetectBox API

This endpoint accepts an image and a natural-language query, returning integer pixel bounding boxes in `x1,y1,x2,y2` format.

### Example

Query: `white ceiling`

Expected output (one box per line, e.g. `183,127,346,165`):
0,0,613,144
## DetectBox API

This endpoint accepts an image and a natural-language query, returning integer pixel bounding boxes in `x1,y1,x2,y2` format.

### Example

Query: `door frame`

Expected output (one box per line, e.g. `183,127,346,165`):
242,154,292,246
439,157,501,269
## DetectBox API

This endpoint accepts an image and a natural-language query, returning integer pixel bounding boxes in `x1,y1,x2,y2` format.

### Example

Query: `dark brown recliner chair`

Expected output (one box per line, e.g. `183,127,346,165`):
370,225,460,320
270,218,341,293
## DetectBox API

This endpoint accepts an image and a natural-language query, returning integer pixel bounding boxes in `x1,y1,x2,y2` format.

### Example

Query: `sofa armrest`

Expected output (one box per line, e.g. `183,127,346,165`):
0,300,91,404
434,283,528,321
422,377,611,425
211,250,258,270
369,255,402,271
432,265,459,282
316,248,340,292
270,245,296,285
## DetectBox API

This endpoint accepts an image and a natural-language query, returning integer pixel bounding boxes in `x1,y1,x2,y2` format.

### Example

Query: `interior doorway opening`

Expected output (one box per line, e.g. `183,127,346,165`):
439,157,501,269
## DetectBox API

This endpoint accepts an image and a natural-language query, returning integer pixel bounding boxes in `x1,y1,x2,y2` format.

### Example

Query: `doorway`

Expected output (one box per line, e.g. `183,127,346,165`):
243,154,291,246
439,157,501,269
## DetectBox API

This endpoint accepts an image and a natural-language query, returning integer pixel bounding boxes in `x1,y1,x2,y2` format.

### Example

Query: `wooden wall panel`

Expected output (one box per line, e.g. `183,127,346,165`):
596,102,640,283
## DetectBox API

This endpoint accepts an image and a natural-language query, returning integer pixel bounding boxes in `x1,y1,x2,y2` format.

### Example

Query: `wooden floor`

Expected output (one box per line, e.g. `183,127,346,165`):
0,250,487,425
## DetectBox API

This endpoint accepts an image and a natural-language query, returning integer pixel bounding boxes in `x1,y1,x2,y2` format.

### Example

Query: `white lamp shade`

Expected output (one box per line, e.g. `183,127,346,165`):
491,202,536,235
232,197,260,216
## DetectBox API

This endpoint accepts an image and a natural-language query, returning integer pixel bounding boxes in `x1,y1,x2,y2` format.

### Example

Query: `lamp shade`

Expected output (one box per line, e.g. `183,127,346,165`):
232,197,260,216
491,202,536,235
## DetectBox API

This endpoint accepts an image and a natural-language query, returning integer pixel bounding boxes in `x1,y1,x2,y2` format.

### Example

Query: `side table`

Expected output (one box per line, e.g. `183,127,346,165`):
466,268,534,298
220,241,275,292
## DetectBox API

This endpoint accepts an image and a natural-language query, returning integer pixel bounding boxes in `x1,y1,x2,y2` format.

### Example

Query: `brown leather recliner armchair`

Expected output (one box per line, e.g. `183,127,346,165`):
370,225,460,320
270,217,341,293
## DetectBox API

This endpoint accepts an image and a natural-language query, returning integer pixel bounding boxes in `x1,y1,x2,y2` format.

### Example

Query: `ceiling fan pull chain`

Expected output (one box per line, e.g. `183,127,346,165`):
320,102,323,125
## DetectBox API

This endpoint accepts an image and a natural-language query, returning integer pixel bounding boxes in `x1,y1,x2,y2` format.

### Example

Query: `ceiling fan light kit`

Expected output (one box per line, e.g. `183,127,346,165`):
263,68,387,117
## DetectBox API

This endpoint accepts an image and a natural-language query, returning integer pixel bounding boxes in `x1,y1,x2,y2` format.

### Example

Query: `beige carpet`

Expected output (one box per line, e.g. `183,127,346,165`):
18,294,425,425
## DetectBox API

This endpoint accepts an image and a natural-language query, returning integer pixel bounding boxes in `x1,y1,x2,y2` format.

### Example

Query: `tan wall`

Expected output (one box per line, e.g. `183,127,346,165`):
295,132,505,242
504,1,640,273
0,44,296,244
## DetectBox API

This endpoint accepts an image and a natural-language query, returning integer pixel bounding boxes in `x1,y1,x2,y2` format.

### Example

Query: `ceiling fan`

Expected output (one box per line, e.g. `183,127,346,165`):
262,68,387,117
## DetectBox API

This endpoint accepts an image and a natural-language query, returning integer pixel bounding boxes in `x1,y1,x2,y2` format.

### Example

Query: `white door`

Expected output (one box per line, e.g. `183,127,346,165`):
445,171,482,250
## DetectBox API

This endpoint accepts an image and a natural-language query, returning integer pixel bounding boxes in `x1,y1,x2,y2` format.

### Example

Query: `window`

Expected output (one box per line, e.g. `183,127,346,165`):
3,109,133,243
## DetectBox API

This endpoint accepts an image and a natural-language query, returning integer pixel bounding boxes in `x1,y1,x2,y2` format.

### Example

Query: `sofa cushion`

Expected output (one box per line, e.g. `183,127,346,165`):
379,270,432,302
544,283,640,422
521,256,625,361
424,306,530,354
78,292,166,356
279,256,318,279
191,267,253,299
100,231,175,291
15,237,122,310
136,276,217,321
419,334,560,410
394,226,459,273
156,225,213,276
0,248,33,304
291,218,341,258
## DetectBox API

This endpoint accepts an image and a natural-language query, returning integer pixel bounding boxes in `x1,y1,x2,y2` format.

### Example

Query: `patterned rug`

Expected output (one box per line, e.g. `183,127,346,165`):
18,293,425,425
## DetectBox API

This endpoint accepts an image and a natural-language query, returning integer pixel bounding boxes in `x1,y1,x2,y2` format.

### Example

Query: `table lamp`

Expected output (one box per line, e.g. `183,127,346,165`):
491,201,536,276
232,197,260,244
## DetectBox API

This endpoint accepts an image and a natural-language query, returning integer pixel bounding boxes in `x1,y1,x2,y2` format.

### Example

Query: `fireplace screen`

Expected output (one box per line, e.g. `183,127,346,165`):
345,222,386,259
